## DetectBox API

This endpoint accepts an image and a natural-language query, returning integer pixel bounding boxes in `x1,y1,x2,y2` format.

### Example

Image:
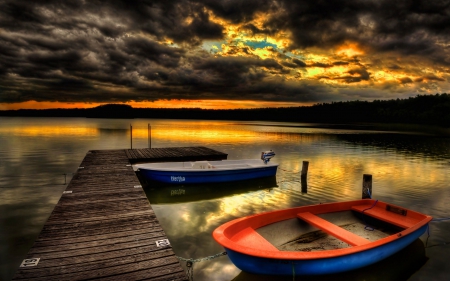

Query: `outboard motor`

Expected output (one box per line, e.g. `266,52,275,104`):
261,150,275,164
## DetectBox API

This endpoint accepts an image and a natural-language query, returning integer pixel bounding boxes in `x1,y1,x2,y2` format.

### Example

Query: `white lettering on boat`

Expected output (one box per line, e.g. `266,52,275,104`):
171,176,185,182
171,189,186,196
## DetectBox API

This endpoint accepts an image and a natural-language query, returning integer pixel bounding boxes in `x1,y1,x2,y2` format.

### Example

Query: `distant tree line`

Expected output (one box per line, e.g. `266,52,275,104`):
1,93,449,127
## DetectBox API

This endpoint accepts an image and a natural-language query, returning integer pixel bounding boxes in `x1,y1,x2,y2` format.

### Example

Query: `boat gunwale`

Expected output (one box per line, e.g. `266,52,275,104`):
134,159,279,172
213,199,432,260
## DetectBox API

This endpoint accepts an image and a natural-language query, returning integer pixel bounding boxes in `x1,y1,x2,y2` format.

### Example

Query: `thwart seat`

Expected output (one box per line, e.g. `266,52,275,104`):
297,212,371,246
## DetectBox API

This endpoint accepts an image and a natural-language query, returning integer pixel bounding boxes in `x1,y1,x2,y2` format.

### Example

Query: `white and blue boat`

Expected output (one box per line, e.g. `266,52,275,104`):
134,151,278,184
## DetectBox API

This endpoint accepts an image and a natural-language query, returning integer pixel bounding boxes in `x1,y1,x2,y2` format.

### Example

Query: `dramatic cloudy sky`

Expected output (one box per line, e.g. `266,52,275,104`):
0,0,449,109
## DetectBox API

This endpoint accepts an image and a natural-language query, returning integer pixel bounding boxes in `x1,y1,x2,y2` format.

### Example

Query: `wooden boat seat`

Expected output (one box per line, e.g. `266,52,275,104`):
351,204,416,229
231,227,279,251
297,212,371,246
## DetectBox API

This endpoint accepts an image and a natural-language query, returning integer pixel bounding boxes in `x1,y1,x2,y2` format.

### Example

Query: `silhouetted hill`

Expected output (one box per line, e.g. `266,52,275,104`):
1,94,449,127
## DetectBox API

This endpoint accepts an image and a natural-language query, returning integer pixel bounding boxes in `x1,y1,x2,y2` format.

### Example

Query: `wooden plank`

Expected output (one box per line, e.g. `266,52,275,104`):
17,245,174,269
42,214,154,230
44,210,154,225
134,149,146,159
13,248,177,279
28,232,168,255
297,212,371,246
14,254,184,281
351,205,416,228
40,220,162,239
34,227,164,247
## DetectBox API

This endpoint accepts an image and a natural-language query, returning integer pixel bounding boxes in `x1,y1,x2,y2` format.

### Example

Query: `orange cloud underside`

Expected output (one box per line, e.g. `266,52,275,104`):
0,99,312,110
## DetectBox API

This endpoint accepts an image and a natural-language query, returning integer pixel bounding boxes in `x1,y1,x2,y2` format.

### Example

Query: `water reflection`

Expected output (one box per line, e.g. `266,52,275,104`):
1,117,449,281
142,176,278,204
337,134,450,161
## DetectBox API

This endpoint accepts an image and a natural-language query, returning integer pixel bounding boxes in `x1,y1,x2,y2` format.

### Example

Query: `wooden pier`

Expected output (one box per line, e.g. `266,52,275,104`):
13,147,227,280
126,146,228,163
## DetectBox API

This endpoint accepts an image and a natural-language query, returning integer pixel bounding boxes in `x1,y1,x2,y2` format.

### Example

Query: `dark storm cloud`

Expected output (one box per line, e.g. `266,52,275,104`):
333,61,350,66
309,62,332,68
157,56,285,91
399,77,413,84
201,0,275,24
293,59,307,67
334,67,371,83
123,36,184,68
414,75,446,82
241,23,272,36
262,0,450,65
0,0,449,105
283,59,349,69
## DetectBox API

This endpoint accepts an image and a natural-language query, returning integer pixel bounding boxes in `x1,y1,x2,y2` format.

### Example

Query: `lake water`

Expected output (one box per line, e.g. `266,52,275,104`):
1,117,449,281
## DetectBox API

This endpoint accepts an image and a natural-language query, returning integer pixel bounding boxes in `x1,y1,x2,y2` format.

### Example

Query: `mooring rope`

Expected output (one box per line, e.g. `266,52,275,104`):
425,218,450,248
176,252,227,281
361,188,378,231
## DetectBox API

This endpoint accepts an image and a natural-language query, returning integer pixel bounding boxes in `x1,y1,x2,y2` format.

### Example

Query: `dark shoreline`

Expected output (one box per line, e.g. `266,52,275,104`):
1,94,449,135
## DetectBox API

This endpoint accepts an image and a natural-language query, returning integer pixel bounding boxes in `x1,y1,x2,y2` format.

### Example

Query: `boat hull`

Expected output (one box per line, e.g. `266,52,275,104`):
224,224,428,275
213,199,432,276
138,164,278,184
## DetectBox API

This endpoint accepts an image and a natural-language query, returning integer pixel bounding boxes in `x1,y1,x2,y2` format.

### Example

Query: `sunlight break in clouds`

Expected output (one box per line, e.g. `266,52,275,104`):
0,0,449,109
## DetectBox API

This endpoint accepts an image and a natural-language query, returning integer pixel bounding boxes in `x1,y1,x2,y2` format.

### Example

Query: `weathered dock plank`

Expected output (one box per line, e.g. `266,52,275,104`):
126,146,227,163
14,147,227,280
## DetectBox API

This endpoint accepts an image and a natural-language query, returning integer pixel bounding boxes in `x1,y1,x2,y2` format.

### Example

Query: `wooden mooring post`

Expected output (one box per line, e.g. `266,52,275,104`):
148,123,151,148
362,174,372,199
301,161,309,193
130,124,133,149
301,161,309,179
301,177,308,193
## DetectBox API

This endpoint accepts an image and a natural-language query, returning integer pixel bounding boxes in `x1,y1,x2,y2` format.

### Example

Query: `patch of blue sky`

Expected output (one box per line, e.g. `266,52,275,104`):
245,39,277,49
284,50,306,61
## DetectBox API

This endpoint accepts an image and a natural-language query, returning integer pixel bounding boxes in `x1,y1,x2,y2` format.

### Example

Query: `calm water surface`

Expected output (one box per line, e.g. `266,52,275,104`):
1,117,449,281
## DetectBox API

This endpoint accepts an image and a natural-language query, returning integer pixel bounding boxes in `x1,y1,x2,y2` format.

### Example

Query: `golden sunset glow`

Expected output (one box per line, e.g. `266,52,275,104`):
0,99,311,110
336,43,364,57
0,126,98,137
132,126,261,144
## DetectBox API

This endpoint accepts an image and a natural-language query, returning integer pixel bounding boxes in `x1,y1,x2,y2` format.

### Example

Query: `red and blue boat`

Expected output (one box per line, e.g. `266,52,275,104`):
213,199,431,275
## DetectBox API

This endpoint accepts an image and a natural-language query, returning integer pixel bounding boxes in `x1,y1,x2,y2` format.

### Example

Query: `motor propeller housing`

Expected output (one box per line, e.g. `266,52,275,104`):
261,150,275,164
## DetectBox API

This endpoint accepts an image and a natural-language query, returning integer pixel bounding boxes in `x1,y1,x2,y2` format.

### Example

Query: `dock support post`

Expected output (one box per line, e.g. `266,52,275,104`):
130,124,132,150
301,161,309,179
148,124,151,148
362,174,372,199
300,161,309,193
301,178,307,193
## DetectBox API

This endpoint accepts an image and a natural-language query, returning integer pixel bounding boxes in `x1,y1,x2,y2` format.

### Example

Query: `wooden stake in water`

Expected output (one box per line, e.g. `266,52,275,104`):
301,161,309,179
148,124,151,148
301,177,308,193
130,124,133,150
362,174,372,199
